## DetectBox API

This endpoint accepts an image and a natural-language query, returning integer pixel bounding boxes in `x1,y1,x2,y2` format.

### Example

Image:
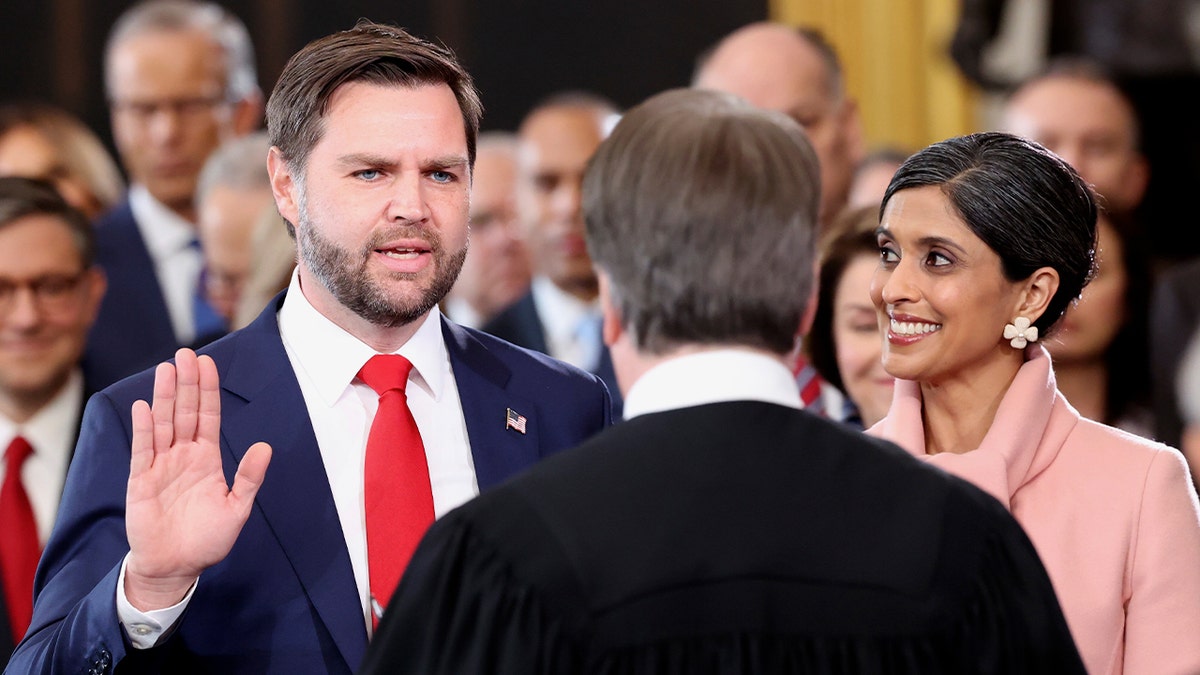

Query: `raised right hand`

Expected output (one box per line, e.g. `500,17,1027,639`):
124,348,272,611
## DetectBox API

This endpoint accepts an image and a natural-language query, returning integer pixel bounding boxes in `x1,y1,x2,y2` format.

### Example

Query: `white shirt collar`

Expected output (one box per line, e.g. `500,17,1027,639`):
128,183,197,259
530,275,596,345
622,349,801,420
0,369,84,459
277,271,449,407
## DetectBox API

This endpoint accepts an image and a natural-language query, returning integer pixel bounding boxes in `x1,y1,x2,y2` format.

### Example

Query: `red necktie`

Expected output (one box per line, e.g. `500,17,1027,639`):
0,436,40,643
358,355,434,627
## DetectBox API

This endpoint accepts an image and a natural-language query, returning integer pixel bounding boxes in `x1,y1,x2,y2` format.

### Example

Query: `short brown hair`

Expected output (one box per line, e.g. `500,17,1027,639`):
0,176,95,267
266,20,482,175
583,88,820,356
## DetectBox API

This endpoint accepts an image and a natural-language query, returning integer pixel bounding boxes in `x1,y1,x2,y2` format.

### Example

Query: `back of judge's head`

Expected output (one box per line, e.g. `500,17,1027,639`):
583,88,820,357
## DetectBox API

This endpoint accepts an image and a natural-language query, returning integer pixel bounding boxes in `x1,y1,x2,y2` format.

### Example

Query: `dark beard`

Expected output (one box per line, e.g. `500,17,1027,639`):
297,214,467,328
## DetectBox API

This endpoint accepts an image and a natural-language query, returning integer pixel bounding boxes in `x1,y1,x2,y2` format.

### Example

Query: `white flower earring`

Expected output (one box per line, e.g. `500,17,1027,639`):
1003,317,1038,349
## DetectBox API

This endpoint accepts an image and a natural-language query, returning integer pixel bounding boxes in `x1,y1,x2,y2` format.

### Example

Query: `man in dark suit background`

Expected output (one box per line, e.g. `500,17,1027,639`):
0,178,105,668
483,92,623,413
85,0,263,389
9,20,610,675
362,88,1085,674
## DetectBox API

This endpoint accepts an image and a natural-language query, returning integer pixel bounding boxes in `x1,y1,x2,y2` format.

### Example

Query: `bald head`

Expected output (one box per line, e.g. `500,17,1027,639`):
1002,71,1147,215
694,22,862,228
516,95,618,301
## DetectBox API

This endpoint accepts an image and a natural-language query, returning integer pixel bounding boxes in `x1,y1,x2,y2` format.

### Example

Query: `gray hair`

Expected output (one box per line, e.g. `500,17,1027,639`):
195,131,271,206
105,0,259,103
583,88,820,356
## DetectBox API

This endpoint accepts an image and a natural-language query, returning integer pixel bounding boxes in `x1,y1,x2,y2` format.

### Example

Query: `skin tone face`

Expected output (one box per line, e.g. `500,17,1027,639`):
695,23,861,227
453,144,530,320
516,105,607,301
108,28,238,221
269,81,471,353
0,126,102,218
0,215,105,422
197,185,276,322
833,254,893,427
869,185,1037,389
1003,76,1147,214
1048,217,1125,364
847,160,902,210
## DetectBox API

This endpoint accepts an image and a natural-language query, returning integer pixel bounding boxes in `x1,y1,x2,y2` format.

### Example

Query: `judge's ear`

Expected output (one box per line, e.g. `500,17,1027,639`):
597,270,623,347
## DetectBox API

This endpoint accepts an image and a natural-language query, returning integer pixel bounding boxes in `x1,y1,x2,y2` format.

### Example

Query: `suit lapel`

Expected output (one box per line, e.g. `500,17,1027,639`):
442,319,541,490
217,294,366,670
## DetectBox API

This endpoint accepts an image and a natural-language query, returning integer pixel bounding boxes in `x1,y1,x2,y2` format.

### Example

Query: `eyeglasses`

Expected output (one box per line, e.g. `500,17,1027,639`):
109,95,229,122
0,272,88,314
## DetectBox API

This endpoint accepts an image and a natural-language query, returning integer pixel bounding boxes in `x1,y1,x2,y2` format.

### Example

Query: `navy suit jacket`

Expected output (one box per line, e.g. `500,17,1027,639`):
483,290,623,417
8,293,612,674
84,199,224,391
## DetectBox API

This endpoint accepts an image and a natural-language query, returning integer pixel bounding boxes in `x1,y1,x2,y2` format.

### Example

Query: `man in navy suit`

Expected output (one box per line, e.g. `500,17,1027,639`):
85,0,263,389
9,20,611,675
0,179,105,669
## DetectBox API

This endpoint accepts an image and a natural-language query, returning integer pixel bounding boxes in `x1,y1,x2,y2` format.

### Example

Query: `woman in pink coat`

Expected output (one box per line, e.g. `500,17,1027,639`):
867,132,1200,675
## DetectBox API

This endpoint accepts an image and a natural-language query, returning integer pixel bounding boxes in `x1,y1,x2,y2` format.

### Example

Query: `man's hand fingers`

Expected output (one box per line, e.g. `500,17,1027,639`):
151,361,177,452
173,349,201,443
130,399,155,478
197,355,222,446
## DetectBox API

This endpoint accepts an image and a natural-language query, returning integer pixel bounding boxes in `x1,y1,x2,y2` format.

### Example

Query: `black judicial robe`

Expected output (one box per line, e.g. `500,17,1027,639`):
362,401,1085,675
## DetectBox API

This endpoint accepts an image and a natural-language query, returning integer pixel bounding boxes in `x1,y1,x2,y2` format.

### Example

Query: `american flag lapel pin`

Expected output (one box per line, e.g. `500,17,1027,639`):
505,407,527,434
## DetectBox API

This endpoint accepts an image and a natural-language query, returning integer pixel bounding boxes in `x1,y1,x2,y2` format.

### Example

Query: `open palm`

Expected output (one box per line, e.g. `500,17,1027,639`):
124,349,272,611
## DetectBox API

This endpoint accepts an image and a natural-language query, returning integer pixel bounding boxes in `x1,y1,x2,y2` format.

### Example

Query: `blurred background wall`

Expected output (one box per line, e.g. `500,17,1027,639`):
0,0,768,152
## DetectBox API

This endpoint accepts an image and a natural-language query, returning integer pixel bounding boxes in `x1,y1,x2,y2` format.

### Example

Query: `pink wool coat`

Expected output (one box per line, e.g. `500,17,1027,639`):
869,346,1200,675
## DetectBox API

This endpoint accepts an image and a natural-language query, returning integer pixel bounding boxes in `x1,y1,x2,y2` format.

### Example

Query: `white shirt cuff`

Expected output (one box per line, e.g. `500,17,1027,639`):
115,554,197,649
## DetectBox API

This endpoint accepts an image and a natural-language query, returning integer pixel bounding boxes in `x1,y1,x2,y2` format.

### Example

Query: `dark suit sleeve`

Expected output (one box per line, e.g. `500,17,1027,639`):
7,392,141,673
359,508,580,675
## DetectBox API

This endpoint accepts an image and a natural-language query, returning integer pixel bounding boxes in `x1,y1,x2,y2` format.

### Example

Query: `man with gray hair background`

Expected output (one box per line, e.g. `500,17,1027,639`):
84,0,262,390
195,131,276,327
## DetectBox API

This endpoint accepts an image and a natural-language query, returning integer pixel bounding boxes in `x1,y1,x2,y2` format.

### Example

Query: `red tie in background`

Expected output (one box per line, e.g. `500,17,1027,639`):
1,436,40,643
358,355,434,627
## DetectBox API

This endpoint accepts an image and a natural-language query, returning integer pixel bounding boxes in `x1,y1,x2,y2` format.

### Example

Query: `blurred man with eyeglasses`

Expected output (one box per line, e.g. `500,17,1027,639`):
0,177,106,667
85,0,262,390
442,131,530,329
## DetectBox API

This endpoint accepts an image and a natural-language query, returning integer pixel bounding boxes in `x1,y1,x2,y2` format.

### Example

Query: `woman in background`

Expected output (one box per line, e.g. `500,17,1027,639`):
868,132,1200,675
806,205,893,428
0,102,124,219
1048,212,1153,435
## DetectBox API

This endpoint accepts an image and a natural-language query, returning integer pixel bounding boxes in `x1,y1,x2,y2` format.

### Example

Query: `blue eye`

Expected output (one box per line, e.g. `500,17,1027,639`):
355,169,381,181
430,171,455,183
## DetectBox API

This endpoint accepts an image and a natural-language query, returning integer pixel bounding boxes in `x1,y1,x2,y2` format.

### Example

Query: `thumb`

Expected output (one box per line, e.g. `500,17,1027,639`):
230,442,272,509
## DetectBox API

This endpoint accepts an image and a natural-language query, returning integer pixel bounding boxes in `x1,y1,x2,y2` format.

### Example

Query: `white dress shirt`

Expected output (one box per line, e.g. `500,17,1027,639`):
119,272,479,644
0,370,84,542
129,184,204,345
529,276,602,371
622,349,802,420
